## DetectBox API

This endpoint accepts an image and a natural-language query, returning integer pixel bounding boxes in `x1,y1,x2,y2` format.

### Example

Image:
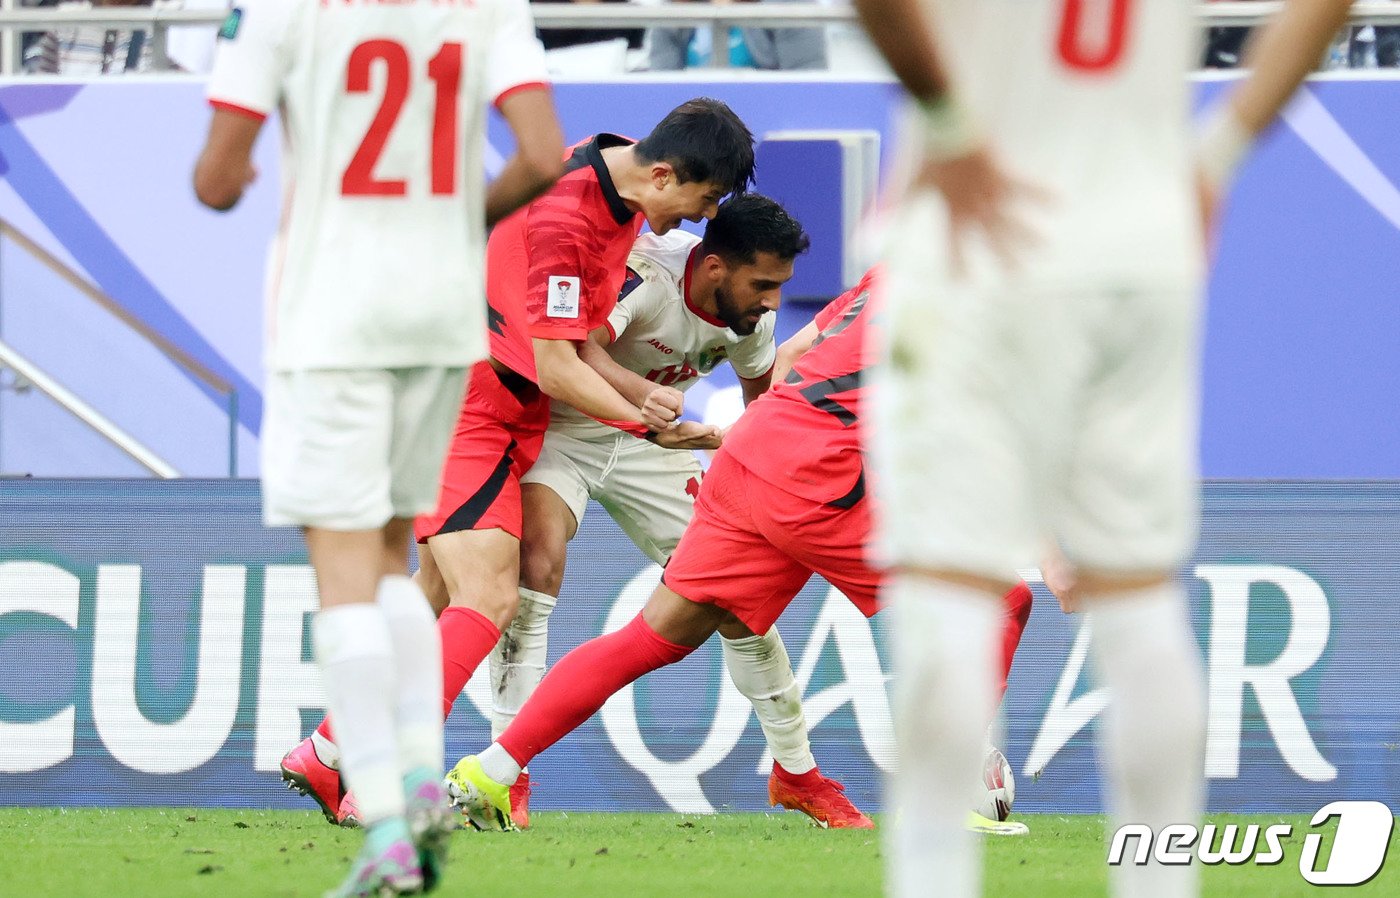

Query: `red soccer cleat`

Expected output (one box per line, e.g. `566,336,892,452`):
509,772,532,830
768,762,875,830
280,736,353,827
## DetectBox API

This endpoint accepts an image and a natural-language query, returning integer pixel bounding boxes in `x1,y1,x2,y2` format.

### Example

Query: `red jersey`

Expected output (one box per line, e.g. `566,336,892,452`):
722,267,881,506
486,133,645,382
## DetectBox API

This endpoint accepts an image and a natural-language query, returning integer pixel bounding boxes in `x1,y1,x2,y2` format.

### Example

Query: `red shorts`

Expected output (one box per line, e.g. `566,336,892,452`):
414,360,550,543
662,449,880,634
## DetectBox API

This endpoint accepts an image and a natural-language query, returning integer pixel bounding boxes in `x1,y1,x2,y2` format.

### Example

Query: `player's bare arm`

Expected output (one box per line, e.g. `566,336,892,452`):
579,328,684,429
486,87,565,227
1198,0,1357,219
193,108,261,211
650,421,723,451
771,320,820,384
533,337,651,427
853,0,1048,275
738,372,771,405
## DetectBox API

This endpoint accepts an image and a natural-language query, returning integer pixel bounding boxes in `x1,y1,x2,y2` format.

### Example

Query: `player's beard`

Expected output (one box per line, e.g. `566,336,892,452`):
714,284,763,336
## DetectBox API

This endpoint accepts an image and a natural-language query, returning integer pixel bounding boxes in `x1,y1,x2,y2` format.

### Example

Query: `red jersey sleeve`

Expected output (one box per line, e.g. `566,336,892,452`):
523,203,592,342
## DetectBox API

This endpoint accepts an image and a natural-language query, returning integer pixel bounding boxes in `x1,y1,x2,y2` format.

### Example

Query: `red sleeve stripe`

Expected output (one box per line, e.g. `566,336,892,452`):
603,319,617,343
209,99,268,122
494,81,550,110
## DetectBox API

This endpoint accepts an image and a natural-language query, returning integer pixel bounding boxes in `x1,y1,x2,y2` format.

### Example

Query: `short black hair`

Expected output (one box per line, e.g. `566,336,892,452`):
633,98,756,196
700,194,810,266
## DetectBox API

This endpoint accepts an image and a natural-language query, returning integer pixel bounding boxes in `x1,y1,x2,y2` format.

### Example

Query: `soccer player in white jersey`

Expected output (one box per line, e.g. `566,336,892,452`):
193,0,564,893
484,194,873,828
849,1,1360,897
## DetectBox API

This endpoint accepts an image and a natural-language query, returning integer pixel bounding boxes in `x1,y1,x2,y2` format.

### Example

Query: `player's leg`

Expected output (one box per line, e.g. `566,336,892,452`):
600,440,853,819
449,580,724,830
491,448,587,827
601,442,822,778
870,249,1049,897
495,436,591,738
1060,285,1205,898
380,366,472,886
413,362,551,725
997,581,1034,700
424,527,522,711
452,449,810,830
263,368,423,893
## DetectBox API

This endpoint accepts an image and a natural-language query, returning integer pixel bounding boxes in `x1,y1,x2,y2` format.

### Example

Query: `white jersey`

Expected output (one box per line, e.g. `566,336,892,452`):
921,0,1202,287
207,0,548,372
551,230,777,440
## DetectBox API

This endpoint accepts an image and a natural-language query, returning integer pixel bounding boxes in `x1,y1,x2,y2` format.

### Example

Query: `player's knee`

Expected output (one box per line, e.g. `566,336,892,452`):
519,531,567,597
457,580,520,631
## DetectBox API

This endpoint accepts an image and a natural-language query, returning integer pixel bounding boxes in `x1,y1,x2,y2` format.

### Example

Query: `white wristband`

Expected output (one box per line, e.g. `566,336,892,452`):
1195,103,1253,193
914,95,982,161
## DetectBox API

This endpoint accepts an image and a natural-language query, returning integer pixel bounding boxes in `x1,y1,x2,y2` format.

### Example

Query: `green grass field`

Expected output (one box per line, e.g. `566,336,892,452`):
0,809,1394,897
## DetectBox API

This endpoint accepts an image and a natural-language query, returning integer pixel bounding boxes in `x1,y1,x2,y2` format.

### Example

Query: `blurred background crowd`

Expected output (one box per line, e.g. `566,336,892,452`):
15,0,1398,77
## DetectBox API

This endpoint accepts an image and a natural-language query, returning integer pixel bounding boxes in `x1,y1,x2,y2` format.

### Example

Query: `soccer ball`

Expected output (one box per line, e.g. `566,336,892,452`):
976,747,1016,822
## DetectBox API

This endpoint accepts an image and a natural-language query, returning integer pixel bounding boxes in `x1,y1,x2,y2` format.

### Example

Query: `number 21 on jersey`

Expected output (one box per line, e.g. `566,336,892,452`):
342,40,463,197
1056,0,1133,73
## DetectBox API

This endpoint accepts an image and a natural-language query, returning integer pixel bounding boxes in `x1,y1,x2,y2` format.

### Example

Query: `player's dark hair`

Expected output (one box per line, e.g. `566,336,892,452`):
633,98,756,196
701,194,810,265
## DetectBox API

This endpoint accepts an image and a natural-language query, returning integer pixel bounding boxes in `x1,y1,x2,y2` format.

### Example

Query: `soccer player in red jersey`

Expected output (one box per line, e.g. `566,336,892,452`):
439,268,1034,832
282,99,757,824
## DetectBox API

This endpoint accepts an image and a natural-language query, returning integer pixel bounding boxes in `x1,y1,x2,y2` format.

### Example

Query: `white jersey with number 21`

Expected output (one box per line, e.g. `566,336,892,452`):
207,0,548,372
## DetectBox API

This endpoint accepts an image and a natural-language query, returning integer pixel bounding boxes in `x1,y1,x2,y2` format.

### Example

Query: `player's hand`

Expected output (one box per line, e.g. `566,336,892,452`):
1040,551,1079,614
914,146,1050,278
640,385,685,431
651,421,722,451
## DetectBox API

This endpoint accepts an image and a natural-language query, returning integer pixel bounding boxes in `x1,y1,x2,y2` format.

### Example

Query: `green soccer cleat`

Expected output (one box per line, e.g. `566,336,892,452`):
444,755,516,832
965,810,1030,836
324,817,423,898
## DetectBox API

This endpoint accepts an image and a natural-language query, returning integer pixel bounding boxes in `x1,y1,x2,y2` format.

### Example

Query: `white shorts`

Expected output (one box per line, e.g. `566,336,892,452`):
870,251,1202,579
520,428,702,564
261,367,467,530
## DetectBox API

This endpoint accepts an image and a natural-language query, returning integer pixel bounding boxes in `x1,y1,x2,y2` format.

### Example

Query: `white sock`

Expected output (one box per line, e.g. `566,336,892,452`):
313,604,404,825
377,574,444,776
722,628,816,775
478,742,523,786
311,729,340,770
884,575,1001,898
489,587,557,741
1087,582,1206,898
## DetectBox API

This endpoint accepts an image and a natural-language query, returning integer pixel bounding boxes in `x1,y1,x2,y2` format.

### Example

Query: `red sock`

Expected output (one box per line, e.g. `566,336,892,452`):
439,606,502,720
314,717,334,745
998,582,1034,700
498,614,692,767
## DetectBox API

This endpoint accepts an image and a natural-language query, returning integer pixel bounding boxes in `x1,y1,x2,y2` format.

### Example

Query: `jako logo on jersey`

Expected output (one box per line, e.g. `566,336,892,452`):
1107,801,1394,886
647,339,674,355
547,276,580,318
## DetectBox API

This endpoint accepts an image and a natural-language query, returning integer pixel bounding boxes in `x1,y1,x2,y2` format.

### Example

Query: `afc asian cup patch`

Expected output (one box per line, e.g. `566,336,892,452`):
547,276,581,318
218,7,243,41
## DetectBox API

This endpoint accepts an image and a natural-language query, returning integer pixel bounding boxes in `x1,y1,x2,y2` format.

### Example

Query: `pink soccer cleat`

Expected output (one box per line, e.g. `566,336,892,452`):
280,736,354,827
